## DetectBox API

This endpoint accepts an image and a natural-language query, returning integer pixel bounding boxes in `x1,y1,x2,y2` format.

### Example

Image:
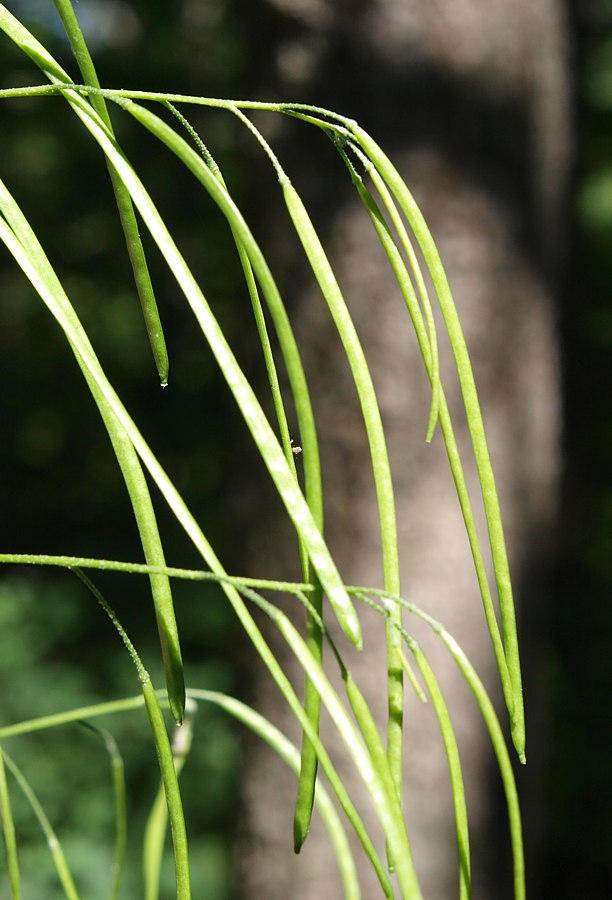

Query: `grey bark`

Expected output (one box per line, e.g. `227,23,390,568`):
234,1,571,897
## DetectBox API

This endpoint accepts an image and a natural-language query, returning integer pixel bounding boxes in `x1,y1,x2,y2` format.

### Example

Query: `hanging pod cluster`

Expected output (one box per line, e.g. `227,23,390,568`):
0,2,526,898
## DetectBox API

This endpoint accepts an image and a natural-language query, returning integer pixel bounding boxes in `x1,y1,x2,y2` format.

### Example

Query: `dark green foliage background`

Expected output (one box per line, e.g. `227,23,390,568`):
0,1,611,898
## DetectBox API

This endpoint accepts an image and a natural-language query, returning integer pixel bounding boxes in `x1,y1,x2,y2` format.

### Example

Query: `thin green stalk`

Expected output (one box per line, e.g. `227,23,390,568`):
397,648,428,704
52,0,169,385
238,582,418,898
0,553,316,595
350,124,525,760
141,680,191,900
75,347,185,725
440,631,525,900
205,587,394,898
0,697,147,740
0,747,20,899
271,606,420,899
1,751,78,900
350,588,471,899
78,723,126,900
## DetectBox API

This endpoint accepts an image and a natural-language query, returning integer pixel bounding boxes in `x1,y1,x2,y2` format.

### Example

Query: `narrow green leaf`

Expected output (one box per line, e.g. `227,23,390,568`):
281,180,404,806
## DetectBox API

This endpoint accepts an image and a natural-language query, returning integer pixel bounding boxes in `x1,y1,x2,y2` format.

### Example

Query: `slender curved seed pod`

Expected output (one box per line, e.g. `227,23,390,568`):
439,631,525,900
341,152,512,714
351,124,524,760
363,587,525,900
343,144,441,441
216,139,324,850
162,106,327,835
84,391,185,725
271,607,421,899
281,180,404,800
52,0,169,384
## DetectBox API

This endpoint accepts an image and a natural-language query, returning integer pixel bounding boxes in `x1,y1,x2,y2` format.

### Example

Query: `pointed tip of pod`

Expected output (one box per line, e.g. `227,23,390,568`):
511,717,526,764
326,586,362,649
293,820,309,854
166,672,186,725
168,697,185,725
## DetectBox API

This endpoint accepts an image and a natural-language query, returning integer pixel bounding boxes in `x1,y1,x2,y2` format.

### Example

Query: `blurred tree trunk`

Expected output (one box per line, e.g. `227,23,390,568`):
234,1,572,897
